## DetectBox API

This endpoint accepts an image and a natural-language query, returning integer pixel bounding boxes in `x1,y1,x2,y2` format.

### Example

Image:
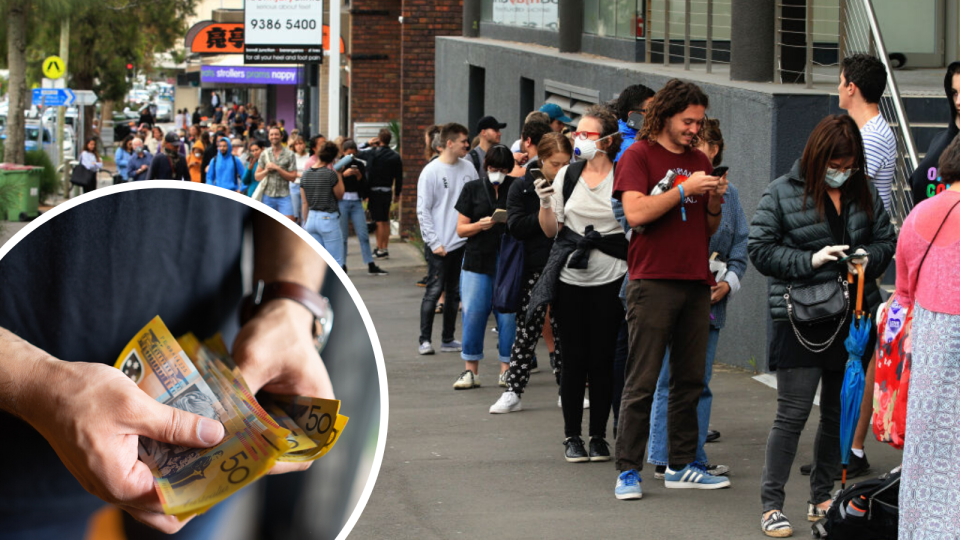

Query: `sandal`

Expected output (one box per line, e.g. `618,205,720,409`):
435,302,444,314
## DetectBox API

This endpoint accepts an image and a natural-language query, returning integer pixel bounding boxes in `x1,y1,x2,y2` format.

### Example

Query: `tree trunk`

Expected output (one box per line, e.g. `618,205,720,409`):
5,0,28,165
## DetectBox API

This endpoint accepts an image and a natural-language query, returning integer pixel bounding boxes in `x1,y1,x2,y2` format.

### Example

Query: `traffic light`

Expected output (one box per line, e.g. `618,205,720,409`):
126,62,135,82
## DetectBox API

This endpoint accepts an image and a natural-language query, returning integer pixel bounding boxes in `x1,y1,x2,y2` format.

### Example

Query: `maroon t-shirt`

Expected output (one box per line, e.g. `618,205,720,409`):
613,139,716,284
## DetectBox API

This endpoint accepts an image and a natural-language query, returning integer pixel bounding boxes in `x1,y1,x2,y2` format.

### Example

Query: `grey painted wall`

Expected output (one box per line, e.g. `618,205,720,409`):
435,36,833,371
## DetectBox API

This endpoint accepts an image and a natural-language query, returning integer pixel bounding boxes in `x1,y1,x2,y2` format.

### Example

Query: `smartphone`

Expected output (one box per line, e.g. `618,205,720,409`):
839,253,868,263
710,165,729,178
491,208,508,223
529,168,550,186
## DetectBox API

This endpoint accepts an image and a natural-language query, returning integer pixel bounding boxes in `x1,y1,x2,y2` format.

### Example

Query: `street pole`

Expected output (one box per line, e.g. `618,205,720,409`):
327,0,341,138
57,18,70,198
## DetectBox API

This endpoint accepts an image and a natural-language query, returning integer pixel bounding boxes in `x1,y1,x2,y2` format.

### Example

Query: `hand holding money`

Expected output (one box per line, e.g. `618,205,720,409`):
114,316,347,521
24,359,224,534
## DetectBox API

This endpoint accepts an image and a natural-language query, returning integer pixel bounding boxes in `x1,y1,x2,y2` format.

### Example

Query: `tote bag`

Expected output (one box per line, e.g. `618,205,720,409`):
492,232,525,313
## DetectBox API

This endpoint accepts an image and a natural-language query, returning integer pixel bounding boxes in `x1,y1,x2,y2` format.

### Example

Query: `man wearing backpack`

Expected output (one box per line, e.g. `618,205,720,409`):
206,137,246,192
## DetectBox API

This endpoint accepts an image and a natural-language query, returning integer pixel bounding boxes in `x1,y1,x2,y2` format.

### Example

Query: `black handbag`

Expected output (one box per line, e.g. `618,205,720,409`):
70,165,96,188
784,274,850,353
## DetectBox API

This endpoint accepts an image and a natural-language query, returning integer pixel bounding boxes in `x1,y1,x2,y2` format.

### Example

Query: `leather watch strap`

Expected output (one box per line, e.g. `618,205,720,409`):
240,280,334,352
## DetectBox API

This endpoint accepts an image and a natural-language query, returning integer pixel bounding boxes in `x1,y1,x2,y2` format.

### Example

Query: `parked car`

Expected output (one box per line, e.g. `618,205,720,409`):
155,101,172,122
41,107,79,130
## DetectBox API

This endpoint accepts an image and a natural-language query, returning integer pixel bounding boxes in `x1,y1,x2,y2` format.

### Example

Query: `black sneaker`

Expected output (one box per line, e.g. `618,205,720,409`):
416,276,428,287
800,463,812,476
654,465,667,480
374,248,389,259
368,263,389,276
706,429,720,443
563,437,589,463
589,437,611,462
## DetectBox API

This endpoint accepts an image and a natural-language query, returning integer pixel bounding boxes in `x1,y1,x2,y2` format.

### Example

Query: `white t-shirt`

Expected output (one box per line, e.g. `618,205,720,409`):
861,114,897,212
416,157,478,252
294,153,311,185
552,164,628,286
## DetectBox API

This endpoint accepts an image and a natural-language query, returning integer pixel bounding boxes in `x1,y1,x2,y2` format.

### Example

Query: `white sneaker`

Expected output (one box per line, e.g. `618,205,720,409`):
453,370,479,390
489,391,522,413
498,371,508,387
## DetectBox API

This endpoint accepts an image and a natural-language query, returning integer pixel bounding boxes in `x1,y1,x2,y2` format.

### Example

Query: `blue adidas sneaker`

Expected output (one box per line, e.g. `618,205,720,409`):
615,469,643,500
664,463,731,489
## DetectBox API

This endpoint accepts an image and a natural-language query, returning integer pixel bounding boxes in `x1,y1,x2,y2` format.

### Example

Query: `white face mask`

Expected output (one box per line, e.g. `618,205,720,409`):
487,171,505,185
573,134,612,161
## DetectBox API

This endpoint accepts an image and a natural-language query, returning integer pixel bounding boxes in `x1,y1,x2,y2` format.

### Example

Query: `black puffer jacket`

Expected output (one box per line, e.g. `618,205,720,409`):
748,160,897,321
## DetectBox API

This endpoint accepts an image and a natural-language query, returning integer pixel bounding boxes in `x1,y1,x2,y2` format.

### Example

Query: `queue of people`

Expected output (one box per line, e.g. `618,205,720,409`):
415,51,960,539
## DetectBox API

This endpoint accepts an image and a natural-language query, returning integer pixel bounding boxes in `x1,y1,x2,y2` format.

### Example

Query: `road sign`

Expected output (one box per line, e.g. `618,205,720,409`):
243,0,324,64
73,90,97,106
31,88,75,107
42,55,66,79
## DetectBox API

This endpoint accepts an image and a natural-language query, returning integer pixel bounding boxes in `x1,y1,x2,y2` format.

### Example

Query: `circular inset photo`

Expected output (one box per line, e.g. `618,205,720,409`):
0,182,386,540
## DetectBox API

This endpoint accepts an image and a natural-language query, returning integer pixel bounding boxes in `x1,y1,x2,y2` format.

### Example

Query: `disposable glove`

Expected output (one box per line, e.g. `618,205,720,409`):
534,178,555,208
811,244,849,269
846,248,869,276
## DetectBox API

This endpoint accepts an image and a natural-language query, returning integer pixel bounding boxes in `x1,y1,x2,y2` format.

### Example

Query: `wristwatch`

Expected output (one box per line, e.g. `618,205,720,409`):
240,280,334,353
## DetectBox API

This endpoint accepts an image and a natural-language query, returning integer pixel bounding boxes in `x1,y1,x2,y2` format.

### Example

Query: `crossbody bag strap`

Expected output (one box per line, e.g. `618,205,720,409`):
917,198,960,278
784,275,850,354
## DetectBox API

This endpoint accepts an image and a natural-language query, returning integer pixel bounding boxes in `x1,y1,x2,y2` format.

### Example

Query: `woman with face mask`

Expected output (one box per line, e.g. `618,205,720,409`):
450,145,518,390
748,115,895,537
528,105,628,463
489,133,572,413
187,139,205,183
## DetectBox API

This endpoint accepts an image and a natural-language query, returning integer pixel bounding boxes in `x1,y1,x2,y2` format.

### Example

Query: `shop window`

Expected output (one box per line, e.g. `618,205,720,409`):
543,79,599,127
584,0,640,38
481,0,558,30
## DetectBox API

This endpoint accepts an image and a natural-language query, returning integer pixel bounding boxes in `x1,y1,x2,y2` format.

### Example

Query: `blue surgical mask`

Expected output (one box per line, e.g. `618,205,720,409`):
825,167,852,188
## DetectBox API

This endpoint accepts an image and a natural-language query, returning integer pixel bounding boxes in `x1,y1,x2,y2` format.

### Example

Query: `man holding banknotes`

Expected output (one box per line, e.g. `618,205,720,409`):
0,188,335,538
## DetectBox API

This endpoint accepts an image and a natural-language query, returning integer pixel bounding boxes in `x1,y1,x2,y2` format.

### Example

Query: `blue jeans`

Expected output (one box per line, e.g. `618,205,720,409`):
647,327,720,467
305,210,345,267
459,268,516,363
290,184,302,221
339,198,373,264
263,193,294,216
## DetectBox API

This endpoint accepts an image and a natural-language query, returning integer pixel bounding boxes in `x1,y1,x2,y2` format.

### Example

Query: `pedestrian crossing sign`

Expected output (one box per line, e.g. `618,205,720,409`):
42,56,65,79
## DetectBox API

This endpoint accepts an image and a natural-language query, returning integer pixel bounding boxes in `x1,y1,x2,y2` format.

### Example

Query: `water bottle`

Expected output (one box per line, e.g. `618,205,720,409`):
846,495,868,518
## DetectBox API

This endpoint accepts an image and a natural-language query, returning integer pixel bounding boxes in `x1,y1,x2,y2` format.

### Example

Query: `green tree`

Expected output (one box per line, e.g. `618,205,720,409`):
0,0,197,163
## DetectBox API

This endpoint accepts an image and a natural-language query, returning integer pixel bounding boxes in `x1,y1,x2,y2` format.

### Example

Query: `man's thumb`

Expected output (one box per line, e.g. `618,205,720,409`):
141,400,225,448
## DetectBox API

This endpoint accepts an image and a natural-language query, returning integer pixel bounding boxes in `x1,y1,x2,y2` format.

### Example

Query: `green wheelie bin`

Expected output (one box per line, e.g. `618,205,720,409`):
0,164,42,222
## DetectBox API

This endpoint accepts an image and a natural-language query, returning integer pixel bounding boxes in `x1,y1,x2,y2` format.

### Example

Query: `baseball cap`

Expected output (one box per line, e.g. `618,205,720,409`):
539,103,573,124
477,116,507,132
164,131,180,144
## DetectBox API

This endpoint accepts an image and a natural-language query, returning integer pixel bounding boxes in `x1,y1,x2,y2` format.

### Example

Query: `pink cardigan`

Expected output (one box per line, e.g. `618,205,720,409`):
895,189,960,314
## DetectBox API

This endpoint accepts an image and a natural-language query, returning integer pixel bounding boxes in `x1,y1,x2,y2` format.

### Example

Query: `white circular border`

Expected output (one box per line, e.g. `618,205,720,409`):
0,181,389,539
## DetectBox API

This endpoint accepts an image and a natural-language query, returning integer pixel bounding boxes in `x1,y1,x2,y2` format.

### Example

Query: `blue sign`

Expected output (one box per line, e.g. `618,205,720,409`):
31,88,76,107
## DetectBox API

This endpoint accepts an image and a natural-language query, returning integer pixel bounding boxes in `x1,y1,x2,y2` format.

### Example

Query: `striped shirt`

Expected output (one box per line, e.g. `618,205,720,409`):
861,114,897,211
301,166,340,214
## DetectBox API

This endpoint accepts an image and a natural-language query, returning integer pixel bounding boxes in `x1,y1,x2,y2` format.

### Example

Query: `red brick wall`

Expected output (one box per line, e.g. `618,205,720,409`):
398,0,463,236
349,0,402,126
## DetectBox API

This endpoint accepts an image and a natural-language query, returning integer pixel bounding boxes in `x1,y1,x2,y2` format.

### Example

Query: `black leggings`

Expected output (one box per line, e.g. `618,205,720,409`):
553,279,624,439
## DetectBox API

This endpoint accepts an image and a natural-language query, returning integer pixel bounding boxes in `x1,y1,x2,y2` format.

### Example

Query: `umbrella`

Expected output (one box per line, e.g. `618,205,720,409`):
839,263,871,489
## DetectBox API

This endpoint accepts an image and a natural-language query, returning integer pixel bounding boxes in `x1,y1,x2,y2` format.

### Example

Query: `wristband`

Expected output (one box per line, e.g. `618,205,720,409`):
707,206,722,216
678,184,687,222
240,280,334,352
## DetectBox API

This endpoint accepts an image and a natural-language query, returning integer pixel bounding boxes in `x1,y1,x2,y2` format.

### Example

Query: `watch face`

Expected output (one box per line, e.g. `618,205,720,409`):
313,295,334,353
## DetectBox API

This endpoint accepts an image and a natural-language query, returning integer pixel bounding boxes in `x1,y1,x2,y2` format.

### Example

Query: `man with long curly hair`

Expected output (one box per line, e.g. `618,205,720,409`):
611,79,730,500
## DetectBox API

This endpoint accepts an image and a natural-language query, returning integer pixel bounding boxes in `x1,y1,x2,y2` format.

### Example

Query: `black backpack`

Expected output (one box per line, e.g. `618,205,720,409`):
811,469,900,539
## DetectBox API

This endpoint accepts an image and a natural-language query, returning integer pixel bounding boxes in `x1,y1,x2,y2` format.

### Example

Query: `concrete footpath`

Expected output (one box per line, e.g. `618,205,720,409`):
347,242,903,540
